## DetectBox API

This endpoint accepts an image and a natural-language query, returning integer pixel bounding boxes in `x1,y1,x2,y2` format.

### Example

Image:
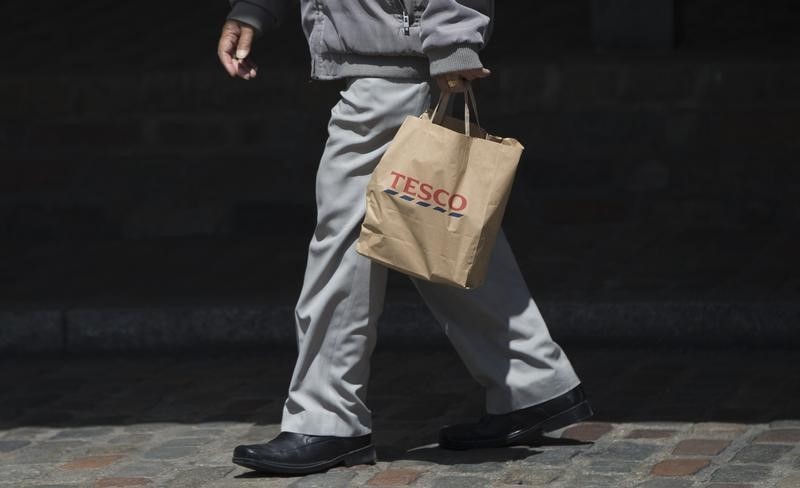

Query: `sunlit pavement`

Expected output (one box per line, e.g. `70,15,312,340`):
1,347,798,487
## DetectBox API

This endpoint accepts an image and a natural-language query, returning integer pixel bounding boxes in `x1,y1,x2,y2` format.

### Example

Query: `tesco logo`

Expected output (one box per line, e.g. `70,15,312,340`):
388,171,468,212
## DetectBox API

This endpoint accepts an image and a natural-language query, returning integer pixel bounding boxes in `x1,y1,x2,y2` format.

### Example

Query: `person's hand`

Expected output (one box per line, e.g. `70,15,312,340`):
218,20,259,80
435,68,491,93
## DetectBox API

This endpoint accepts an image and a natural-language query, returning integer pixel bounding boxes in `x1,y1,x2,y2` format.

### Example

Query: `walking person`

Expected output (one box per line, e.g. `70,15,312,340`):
217,0,593,475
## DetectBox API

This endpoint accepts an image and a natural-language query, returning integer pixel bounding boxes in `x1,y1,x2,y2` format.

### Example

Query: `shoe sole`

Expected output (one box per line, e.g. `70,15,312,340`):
439,400,594,450
232,444,377,475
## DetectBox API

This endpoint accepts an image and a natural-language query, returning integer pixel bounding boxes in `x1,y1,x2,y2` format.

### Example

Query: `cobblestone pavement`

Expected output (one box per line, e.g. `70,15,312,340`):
1,347,798,487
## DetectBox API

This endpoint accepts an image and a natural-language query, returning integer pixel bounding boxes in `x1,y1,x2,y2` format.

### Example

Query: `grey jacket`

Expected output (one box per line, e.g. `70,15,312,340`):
227,0,494,80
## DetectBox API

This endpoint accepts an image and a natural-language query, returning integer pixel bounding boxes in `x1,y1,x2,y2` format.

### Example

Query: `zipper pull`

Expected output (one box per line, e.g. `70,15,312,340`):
402,11,410,35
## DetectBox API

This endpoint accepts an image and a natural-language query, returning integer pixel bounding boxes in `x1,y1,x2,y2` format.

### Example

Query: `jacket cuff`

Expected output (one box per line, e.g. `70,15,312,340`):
427,45,484,77
227,1,276,36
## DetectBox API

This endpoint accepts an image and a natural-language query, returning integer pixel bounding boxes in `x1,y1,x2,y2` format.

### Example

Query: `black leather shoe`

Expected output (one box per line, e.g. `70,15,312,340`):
439,384,593,450
232,431,376,475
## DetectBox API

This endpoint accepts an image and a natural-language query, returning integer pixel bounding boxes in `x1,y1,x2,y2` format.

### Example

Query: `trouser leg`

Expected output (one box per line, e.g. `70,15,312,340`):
412,231,582,415
281,77,432,436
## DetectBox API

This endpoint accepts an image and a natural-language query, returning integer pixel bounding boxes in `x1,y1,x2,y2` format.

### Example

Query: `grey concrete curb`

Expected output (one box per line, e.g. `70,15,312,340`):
1,301,799,354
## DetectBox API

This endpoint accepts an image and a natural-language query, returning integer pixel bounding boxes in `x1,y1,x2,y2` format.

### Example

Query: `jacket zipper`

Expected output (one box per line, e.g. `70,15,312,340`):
394,0,411,35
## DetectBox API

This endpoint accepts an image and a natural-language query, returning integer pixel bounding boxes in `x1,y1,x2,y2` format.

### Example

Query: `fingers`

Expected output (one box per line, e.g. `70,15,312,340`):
436,76,457,94
436,67,492,93
442,76,467,93
235,25,255,60
218,21,241,77
461,68,491,80
217,21,258,79
234,57,259,80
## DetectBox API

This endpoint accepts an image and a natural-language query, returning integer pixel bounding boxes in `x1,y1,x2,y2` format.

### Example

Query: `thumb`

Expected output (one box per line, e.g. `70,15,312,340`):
236,26,255,59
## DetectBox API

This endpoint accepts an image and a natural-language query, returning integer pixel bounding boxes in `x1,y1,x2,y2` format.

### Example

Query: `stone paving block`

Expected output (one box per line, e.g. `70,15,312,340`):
236,424,281,443
730,444,793,463
50,427,116,439
60,454,126,470
752,429,800,444
141,446,199,460
775,473,800,488
672,439,731,456
651,458,711,476
0,463,50,483
177,428,226,437
165,466,234,487
94,478,153,487
85,444,140,456
769,420,800,428
287,471,357,488
108,434,153,445
561,422,613,442
214,477,294,488
689,423,748,440
193,447,240,467
365,468,422,486
626,429,677,439
522,446,583,465
501,466,562,485
431,476,491,488
350,466,386,486
157,437,213,447
0,426,57,440
20,485,82,488
0,439,29,452
111,461,175,477
388,459,438,469
635,479,694,488
118,423,178,434
705,484,754,488
586,441,659,461
450,461,504,472
710,464,772,483
407,446,528,466
588,458,641,473
563,473,625,488
12,440,89,464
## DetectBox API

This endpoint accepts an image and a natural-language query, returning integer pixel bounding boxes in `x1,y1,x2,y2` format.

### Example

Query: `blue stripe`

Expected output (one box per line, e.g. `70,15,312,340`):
385,191,465,218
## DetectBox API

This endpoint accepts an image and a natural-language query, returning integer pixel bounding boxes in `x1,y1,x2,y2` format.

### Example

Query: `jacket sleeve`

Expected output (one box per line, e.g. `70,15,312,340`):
227,0,291,36
419,0,493,76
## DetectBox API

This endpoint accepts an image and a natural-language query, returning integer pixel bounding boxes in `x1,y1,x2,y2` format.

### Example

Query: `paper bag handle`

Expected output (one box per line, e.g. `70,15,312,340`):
430,83,482,137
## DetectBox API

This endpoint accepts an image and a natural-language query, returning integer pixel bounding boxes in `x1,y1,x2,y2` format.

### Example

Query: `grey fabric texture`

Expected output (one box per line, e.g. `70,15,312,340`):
280,77,581,436
227,0,493,79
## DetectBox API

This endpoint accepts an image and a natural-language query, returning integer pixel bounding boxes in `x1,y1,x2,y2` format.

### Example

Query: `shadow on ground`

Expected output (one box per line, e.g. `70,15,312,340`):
3,347,798,439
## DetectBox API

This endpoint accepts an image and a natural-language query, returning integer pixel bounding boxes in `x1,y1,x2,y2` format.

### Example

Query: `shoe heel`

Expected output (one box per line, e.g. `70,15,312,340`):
541,400,594,433
343,445,377,467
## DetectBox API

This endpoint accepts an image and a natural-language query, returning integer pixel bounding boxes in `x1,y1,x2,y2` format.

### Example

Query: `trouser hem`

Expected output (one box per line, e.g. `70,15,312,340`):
281,407,372,437
487,374,584,415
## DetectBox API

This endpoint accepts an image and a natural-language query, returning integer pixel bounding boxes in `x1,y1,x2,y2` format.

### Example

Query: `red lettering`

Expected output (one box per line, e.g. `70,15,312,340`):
403,177,419,196
449,194,467,211
389,171,405,190
433,189,450,206
418,183,433,201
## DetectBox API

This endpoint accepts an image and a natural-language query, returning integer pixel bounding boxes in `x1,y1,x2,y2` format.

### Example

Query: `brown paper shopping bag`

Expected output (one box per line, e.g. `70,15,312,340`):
356,86,524,289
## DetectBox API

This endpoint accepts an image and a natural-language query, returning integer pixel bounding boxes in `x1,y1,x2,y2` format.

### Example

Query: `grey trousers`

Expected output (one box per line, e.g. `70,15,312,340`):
280,77,581,437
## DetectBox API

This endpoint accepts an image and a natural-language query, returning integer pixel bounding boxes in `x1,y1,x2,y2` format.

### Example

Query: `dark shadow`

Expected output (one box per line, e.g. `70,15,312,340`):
2,347,798,469
376,435,592,464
